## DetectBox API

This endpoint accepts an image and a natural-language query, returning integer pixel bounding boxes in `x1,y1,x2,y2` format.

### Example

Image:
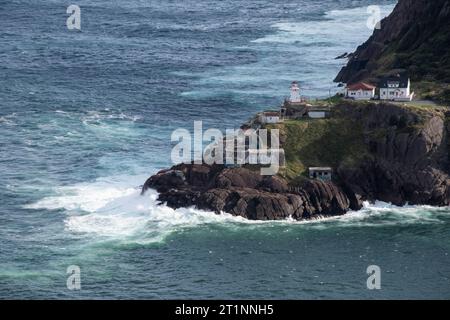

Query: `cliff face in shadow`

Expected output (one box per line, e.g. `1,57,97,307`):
335,0,450,103
336,102,449,207
142,103,449,221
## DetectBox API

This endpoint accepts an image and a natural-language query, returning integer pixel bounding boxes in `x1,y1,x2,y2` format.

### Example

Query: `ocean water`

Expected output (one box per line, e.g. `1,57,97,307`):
1,0,449,299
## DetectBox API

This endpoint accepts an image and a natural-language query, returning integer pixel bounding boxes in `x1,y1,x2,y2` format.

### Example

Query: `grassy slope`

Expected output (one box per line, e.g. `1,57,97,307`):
269,117,368,182
265,100,447,185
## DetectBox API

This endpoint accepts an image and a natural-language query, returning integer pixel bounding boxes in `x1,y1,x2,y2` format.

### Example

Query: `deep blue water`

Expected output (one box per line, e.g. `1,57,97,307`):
1,0,450,299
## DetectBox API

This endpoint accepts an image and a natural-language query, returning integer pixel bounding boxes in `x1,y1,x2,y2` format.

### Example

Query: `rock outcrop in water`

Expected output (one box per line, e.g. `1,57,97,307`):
142,164,357,220
142,103,449,220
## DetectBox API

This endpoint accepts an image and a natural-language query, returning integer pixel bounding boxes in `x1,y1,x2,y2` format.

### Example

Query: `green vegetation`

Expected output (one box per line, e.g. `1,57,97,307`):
322,95,345,105
368,22,450,105
412,81,450,105
270,118,369,181
303,95,345,108
359,36,450,105
260,99,446,185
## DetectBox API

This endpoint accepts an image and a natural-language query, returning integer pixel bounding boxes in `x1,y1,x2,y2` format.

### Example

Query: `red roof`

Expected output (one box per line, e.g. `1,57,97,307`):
347,82,376,91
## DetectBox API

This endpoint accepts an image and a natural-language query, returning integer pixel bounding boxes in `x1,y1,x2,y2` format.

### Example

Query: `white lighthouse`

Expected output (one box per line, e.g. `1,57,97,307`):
289,81,301,103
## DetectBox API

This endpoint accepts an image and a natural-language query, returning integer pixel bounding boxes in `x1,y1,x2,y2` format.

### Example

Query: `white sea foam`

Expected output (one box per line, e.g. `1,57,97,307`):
26,171,448,245
0,113,17,125
0,116,13,125
252,6,394,44
303,201,447,230
26,174,252,244
88,110,143,122
64,189,251,241
53,109,142,125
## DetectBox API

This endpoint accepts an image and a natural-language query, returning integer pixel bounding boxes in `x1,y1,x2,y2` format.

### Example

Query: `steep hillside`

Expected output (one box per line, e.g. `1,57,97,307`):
273,102,449,206
143,102,449,220
334,102,449,206
335,0,450,104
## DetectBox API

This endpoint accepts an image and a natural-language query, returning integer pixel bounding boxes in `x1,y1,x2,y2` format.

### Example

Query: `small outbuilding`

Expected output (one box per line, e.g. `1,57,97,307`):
309,167,332,181
308,108,329,119
259,111,281,124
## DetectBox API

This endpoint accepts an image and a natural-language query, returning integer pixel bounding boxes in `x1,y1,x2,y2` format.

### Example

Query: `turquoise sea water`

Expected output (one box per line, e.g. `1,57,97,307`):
1,0,449,299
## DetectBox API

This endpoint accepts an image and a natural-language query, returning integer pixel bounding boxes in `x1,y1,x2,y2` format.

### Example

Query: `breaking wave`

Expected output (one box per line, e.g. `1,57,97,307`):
26,173,448,245
26,174,252,244
252,6,394,45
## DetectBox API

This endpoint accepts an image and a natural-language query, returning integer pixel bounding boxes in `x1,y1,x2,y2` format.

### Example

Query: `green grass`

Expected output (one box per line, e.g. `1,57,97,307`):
264,100,446,184
323,95,345,105
272,118,369,181
413,81,450,105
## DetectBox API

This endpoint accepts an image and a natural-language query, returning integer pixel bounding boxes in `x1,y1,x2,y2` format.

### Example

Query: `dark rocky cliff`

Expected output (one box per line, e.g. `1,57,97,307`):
141,1,450,220
143,103,449,220
336,102,449,206
143,164,356,220
335,0,450,102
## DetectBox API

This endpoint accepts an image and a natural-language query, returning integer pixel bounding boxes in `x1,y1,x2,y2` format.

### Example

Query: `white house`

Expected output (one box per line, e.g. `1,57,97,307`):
379,75,414,101
346,82,376,100
259,111,280,124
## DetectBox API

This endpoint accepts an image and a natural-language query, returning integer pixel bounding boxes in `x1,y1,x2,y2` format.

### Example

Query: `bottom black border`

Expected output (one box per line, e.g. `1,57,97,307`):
0,300,447,319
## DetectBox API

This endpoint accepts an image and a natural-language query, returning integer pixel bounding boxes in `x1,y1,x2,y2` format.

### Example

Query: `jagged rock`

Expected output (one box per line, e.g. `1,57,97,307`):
143,102,449,221
143,164,357,221
335,52,348,60
336,102,450,206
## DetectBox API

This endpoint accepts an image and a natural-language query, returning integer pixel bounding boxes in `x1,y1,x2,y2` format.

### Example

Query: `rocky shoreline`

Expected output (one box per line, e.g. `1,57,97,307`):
141,0,450,220
142,102,449,221
142,163,357,220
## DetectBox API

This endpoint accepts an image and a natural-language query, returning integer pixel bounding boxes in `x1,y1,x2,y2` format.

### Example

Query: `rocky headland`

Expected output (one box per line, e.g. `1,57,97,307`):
143,102,450,220
142,0,450,220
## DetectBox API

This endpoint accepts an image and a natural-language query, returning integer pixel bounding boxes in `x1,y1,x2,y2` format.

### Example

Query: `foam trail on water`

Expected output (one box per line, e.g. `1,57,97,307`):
65,189,256,243
26,172,447,245
252,6,394,45
26,174,254,244
303,201,447,230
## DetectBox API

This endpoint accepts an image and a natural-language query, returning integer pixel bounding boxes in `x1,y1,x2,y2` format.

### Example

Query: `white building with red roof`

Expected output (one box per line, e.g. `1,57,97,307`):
345,82,376,100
